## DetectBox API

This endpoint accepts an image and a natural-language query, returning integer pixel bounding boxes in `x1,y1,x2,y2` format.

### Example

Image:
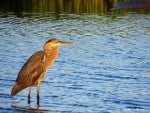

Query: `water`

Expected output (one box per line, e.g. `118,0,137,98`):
0,12,150,113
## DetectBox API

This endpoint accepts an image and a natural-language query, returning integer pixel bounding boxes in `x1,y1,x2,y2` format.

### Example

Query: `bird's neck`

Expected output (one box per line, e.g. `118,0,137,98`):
44,47,59,68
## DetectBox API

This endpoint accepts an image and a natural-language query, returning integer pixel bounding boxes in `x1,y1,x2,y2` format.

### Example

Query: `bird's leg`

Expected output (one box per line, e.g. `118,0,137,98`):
37,85,40,105
28,87,32,104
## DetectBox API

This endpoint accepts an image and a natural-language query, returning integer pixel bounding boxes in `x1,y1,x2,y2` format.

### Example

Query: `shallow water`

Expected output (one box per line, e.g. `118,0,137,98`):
0,13,150,113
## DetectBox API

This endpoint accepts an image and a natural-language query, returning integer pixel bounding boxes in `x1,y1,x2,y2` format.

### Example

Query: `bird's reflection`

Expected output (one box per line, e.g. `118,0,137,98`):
11,104,49,113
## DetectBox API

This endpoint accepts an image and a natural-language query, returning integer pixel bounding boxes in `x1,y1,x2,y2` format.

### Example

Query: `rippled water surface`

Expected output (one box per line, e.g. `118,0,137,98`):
0,13,150,113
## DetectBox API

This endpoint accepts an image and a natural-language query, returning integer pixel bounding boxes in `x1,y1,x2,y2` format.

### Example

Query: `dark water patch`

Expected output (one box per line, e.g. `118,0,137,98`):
98,73,137,81
67,85,85,90
0,107,25,113
102,74,137,80
0,93,11,99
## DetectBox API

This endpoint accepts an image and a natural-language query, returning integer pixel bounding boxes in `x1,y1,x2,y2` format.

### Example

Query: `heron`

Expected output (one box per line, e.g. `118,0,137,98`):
11,38,74,105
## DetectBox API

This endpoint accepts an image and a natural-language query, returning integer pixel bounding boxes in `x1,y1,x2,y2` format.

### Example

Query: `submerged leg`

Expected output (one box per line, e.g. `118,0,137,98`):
28,87,32,104
37,85,40,105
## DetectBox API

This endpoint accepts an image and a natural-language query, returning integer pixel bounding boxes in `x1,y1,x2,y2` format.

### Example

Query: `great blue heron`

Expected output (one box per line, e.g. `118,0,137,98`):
11,38,74,105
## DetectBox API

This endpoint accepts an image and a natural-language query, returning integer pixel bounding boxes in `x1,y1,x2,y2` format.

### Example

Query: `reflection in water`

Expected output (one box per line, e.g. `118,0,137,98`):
0,0,149,17
0,0,112,16
11,104,49,113
114,0,150,14
115,0,150,10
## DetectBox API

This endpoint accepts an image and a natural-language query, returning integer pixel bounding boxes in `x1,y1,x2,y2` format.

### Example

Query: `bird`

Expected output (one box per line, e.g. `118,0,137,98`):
11,38,74,105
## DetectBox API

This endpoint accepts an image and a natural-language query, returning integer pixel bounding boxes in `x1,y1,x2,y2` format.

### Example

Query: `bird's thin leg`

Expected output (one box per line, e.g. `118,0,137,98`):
28,87,32,104
37,85,40,105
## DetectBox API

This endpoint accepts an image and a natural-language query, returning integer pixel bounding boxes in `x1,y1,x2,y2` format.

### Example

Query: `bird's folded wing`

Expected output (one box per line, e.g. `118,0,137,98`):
16,51,47,85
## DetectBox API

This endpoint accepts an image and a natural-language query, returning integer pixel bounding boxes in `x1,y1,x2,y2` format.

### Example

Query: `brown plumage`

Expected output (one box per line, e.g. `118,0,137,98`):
11,38,74,104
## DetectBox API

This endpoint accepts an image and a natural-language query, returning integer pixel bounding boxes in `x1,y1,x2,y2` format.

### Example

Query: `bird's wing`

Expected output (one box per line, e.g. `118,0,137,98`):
16,51,47,86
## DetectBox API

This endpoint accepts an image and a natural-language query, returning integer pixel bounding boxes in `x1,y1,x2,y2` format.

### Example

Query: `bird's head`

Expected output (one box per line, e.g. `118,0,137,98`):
44,38,74,51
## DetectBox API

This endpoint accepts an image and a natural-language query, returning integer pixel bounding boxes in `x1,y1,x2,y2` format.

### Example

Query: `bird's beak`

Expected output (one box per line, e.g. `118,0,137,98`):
57,40,74,46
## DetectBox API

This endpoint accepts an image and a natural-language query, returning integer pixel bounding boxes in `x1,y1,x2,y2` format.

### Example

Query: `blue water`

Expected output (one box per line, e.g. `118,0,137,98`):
0,13,150,113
